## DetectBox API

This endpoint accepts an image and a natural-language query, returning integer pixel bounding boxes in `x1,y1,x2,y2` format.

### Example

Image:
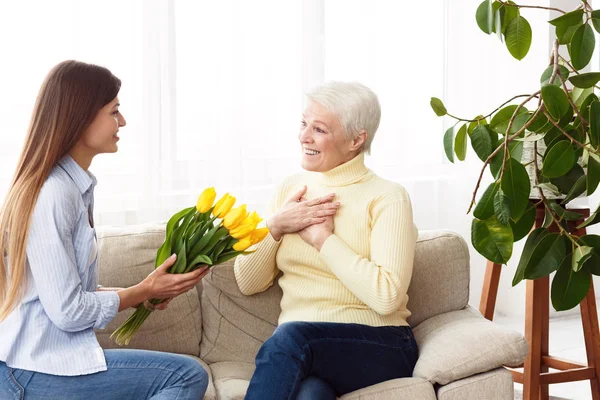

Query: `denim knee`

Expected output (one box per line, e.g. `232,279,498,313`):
264,322,308,354
176,356,209,395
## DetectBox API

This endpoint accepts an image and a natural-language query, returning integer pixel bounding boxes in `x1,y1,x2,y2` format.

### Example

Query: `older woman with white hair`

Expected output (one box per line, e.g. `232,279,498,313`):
234,81,418,400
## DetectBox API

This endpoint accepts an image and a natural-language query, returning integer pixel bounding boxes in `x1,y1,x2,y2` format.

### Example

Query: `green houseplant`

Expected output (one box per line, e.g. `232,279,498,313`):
431,0,600,311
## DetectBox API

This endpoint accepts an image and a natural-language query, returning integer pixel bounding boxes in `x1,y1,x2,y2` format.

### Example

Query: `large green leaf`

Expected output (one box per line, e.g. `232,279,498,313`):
580,235,600,275
471,125,493,161
455,124,468,161
561,175,586,204
443,126,455,163
551,253,590,311
573,246,594,272
550,163,584,194
523,234,569,280
557,22,582,45
541,85,570,120
430,97,447,116
513,228,549,285
578,204,600,229
494,188,511,225
542,141,576,178
510,202,536,242
569,24,596,70
505,16,532,60
540,65,570,86
474,182,500,220
569,72,600,89
580,94,599,123
549,202,583,221
490,105,529,134
501,157,531,220
590,102,600,149
592,10,600,34
572,87,595,109
588,156,600,195
476,0,494,34
490,141,523,179
549,9,584,27
468,116,488,134
471,216,514,264
526,111,550,133
501,1,519,33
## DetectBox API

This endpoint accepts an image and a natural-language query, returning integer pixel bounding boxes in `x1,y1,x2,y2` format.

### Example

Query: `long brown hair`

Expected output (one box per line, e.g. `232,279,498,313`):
0,60,121,320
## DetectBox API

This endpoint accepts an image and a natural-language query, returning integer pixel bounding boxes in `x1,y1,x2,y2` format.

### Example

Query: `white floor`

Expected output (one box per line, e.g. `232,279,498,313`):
495,313,592,400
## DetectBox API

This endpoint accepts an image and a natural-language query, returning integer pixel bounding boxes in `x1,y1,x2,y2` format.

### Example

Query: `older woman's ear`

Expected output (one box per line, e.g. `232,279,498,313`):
350,130,368,153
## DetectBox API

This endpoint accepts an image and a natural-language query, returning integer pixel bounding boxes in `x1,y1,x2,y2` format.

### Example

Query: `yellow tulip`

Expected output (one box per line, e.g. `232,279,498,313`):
212,193,236,218
249,227,269,244
230,212,262,239
196,187,216,213
233,236,253,251
223,205,248,230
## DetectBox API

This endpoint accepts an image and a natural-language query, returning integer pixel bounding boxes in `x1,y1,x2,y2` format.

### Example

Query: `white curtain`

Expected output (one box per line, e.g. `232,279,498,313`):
0,0,578,315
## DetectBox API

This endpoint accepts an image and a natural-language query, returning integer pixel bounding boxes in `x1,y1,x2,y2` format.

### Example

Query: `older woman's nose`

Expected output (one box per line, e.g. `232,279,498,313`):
299,126,313,143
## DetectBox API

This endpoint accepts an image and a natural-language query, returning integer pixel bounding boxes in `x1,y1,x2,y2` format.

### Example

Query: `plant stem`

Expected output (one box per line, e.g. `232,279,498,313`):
542,110,600,155
557,71,588,128
497,0,567,14
446,94,537,123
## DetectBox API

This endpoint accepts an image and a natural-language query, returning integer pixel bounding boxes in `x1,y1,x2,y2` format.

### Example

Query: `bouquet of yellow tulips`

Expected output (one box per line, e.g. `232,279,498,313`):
111,188,269,345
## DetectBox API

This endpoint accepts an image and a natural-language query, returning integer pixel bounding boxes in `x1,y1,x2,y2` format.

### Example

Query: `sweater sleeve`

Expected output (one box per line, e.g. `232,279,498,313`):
318,193,418,315
234,179,294,295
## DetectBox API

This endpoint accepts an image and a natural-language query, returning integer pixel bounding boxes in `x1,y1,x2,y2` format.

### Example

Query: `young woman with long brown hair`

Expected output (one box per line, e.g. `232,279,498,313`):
0,60,209,399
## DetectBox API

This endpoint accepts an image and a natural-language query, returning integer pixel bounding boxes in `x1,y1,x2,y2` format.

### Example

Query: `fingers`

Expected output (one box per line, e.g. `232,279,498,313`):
156,254,177,272
305,193,336,206
155,298,172,311
290,185,308,202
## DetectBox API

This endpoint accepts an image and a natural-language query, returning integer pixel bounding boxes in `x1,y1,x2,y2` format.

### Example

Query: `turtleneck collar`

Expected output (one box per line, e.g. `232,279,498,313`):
314,152,372,187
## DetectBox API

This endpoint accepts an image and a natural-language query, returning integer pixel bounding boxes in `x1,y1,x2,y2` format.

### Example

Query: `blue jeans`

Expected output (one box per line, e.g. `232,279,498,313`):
0,349,208,400
245,321,418,400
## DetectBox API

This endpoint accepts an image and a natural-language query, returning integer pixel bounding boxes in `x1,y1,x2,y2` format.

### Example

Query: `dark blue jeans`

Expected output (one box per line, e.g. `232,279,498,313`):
244,321,418,400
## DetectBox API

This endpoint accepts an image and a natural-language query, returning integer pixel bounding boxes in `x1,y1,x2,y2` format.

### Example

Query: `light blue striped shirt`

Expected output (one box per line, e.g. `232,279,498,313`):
0,156,120,376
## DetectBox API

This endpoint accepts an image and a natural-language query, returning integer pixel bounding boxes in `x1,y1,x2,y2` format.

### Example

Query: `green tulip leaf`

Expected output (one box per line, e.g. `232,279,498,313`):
472,216,514,264
505,16,532,60
569,24,596,70
443,126,455,163
542,141,576,178
455,124,468,161
551,253,590,311
431,97,447,117
569,72,600,89
501,157,530,221
541,84,570,120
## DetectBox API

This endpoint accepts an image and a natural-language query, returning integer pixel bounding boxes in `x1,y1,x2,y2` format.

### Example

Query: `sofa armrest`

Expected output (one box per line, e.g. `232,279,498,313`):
412,306,528,385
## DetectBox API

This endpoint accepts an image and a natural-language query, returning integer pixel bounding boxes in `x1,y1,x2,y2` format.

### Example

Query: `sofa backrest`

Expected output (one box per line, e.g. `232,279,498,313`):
94,225,470,362
200,230,471,364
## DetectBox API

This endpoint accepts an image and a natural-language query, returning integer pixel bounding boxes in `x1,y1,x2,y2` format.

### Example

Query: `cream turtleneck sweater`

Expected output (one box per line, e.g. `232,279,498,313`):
234,153,418,327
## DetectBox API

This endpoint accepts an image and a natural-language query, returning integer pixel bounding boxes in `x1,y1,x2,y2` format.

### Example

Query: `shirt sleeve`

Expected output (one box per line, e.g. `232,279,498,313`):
318,193,418,315
26,182,120,332
233,179,296,295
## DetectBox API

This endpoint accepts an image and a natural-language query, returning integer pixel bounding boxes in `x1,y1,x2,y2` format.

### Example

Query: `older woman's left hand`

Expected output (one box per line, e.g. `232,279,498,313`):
298,214,334,251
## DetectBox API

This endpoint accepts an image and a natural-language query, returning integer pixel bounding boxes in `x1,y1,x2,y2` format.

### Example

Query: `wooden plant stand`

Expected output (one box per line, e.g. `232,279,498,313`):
479,202,600,400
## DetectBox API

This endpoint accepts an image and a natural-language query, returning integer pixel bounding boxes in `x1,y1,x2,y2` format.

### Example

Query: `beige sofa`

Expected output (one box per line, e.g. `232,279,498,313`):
95,225,528,399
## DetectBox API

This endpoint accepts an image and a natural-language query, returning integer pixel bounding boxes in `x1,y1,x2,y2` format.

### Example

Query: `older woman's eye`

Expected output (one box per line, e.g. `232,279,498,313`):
300,120,307,127
315,127,326,134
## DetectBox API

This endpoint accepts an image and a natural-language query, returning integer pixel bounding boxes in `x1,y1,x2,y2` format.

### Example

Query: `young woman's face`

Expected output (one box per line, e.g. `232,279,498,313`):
79,97,126,155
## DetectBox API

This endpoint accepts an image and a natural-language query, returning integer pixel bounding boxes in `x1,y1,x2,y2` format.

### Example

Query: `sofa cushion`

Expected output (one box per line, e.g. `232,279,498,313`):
209,361,255,400
413,306,528,385
200,262,281,363
339,377,436,400
407,230,470,326
436,368,514,400
94,225,203,357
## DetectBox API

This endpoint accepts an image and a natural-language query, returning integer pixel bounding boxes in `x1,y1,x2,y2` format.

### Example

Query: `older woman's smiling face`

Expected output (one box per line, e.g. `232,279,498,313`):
299,101,361,172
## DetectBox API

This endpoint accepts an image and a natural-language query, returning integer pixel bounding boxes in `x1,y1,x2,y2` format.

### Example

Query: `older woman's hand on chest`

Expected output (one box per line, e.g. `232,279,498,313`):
297,213,334,251
267,185,340,241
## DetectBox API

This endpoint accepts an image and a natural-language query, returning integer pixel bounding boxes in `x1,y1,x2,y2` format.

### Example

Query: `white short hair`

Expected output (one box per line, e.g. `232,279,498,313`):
306,81,381,154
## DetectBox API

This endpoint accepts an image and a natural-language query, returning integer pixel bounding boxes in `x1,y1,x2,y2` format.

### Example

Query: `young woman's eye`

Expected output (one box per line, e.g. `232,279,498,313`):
112,110,119,116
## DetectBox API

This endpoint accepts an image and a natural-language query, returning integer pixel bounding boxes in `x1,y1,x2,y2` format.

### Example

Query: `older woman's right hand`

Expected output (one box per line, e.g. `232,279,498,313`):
142,254,210,299
268,186,340,241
